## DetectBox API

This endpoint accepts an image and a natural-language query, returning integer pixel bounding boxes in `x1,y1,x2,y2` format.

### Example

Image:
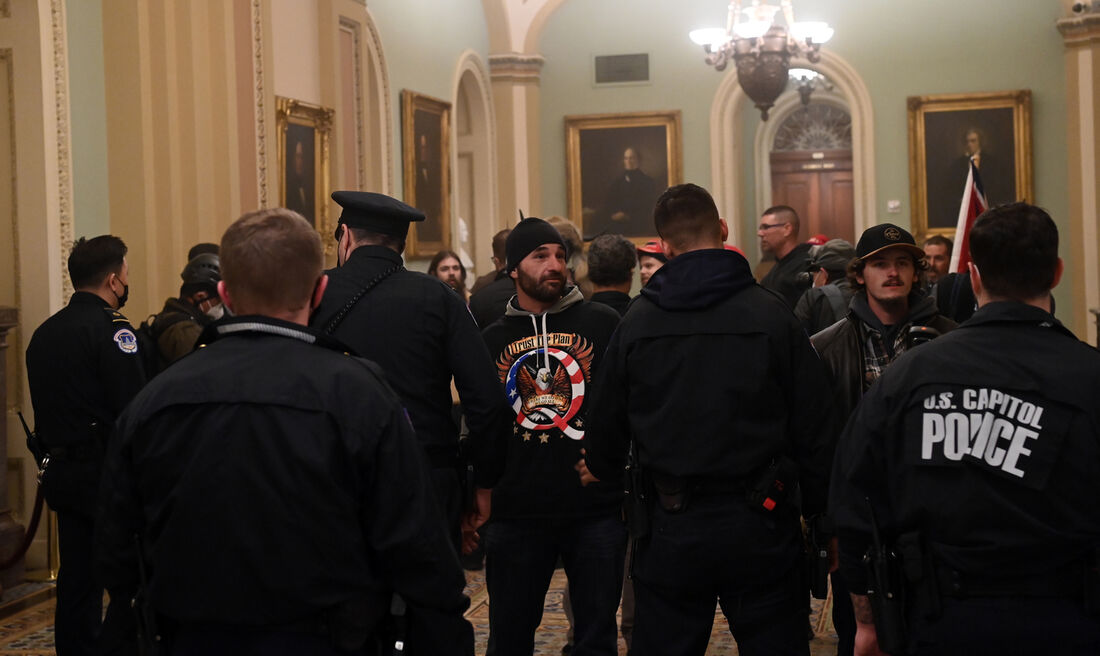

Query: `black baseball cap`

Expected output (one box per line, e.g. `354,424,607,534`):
331,191,425,238
856,224,925,261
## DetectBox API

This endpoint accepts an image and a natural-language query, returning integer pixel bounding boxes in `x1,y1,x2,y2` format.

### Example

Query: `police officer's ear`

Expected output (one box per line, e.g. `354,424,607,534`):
310,274,329,311
1052,257,1064,290
217,280,235,315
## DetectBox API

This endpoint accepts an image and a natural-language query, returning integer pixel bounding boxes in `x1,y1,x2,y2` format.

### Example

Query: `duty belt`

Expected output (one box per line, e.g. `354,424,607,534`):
44,442,101,461
935,562,1085,599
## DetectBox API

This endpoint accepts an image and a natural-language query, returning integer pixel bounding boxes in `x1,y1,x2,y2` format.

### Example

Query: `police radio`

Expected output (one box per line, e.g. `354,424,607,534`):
905,325,941,349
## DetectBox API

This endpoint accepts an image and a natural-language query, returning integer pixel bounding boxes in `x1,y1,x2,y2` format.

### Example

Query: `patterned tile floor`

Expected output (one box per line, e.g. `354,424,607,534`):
0,574,837,655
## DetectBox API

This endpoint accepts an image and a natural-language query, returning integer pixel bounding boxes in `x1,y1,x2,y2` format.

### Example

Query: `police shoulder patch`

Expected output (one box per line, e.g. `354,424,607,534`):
113,328,139,354
104,307,131,324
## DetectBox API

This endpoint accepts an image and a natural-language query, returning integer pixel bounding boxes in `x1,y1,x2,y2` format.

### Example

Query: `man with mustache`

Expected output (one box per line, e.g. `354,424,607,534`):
810,223,955,656
480,217,625,656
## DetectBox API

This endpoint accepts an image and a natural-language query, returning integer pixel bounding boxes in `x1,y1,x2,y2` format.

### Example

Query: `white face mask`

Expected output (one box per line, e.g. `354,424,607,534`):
205,303,225,321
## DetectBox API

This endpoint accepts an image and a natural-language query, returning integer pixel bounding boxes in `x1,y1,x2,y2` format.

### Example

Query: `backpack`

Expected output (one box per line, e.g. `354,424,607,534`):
135,313,189,379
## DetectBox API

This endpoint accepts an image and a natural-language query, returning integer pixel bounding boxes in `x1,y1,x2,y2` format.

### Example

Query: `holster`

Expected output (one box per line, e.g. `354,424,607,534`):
806,514,833,600
623,457,651,539
897,530,940,621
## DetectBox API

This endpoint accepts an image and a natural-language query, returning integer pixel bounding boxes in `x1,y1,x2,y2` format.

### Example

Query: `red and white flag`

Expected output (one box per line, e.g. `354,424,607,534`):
948,159,988,273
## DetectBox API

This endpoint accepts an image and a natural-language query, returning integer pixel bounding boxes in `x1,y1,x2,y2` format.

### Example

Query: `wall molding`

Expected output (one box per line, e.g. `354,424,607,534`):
252,0,268,206
50,0,71,297
362,6,393,194
709,50,875,249
338,16,365,189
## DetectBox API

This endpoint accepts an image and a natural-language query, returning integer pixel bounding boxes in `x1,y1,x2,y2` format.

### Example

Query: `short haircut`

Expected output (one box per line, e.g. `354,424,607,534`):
969,202,1058,300
653,183,721,252
923,234,953,250
68,235,127,289
587,234,637,286
762,205,800,235
220,208,322,314
428,249,466,281
491,229,511,261
847,251,928,293
347,226,405,254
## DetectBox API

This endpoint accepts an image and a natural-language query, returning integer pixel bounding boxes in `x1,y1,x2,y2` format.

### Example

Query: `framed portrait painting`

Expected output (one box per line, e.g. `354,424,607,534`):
565,111,682,241
908,90,1032,238
276,97,334,241
402,90,452,257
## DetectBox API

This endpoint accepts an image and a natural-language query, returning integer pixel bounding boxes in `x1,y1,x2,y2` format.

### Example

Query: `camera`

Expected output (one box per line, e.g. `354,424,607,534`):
795,266,821,288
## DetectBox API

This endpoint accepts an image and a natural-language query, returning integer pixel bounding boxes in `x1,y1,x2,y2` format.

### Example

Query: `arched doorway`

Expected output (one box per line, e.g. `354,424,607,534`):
452,52,498,279
768,99,854,243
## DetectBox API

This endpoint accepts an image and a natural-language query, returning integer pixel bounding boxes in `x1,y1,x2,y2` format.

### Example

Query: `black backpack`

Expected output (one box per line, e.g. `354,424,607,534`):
135,313,189,379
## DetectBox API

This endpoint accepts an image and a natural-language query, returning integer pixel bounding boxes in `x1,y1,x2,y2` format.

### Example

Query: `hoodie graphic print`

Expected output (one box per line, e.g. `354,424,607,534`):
497,330,595,442
481,286,623,519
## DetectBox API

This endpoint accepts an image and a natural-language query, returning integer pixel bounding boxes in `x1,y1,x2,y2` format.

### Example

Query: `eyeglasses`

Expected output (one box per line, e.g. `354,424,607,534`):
758,222,788,231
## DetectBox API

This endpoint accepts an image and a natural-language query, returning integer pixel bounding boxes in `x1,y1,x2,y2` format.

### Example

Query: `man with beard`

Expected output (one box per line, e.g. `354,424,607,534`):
310,192,511,558
429,249,470,302
480,217,625,655
809,223,955,656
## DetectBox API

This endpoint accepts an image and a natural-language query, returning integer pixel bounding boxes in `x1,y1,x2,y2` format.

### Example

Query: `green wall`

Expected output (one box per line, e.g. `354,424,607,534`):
538,0,1071,307
366,0,491,210
66,0,110,239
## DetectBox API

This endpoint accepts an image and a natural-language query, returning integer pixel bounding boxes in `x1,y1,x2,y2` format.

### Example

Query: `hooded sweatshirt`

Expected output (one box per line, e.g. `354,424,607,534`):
584,248,836,518
481,286,623,520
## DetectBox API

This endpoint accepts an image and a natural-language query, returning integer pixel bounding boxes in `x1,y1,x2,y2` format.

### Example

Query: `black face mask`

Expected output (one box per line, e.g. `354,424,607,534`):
115,283,129,309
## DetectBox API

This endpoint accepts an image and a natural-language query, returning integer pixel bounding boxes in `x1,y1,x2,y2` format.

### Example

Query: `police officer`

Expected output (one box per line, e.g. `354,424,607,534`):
26,235,145,655
95,208,474,655
583,184,835,655
830,203,1100,655
310,191,510,552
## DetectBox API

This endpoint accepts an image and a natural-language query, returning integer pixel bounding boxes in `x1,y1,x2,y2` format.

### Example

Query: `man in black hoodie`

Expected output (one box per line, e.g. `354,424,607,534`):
809,223,955,656
584,184,835,655
481,217,625,656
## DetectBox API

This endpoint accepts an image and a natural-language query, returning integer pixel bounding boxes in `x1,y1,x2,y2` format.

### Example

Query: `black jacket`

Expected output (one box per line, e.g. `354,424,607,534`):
829,302,1100,594
468,272,514,330
794,279,855,337
481,287,622,520
311,245,510,488
584,249,835,517
590,290,632,317
760,241,813,309
26,292,146,517
95,317,473,652
811,292,957,424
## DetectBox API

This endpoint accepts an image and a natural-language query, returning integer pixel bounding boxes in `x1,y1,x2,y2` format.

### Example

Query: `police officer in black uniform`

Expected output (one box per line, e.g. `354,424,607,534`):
830,202,1100,655
26,235,145,655
311,191,511,552
583,184,835,655
95,208,474,655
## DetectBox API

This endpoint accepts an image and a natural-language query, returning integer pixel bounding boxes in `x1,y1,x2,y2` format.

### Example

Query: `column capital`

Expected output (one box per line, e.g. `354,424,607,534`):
489,53,546,83
1059,13,1100,46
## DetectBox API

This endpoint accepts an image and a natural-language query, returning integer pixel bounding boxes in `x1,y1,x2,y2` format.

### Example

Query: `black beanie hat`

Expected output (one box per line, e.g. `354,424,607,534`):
505,217,566,273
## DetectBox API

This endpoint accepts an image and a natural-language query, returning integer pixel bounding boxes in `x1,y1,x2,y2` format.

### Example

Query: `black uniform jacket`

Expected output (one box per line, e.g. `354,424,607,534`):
584,248,835,517
311,245,510,487
26,292,145,516
95,317,473,650
829,302,1100,593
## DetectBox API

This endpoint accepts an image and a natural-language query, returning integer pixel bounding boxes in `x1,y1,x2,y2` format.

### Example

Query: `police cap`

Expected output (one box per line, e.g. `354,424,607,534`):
331,191,425,239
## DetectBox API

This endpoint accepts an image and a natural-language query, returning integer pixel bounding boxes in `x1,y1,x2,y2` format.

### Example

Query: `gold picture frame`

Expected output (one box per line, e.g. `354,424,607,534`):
565,110,682,242
401,90,452,257
276,97,335,251
908,90,1032,239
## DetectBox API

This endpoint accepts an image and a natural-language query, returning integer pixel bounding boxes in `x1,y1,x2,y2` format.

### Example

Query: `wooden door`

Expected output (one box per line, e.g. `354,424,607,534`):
770,150,854,244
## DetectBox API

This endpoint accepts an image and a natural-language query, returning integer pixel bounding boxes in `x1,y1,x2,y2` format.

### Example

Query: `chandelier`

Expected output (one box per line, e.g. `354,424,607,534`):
690,0,834,120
